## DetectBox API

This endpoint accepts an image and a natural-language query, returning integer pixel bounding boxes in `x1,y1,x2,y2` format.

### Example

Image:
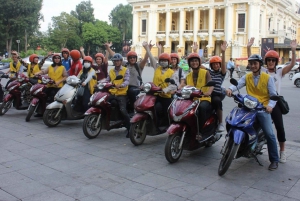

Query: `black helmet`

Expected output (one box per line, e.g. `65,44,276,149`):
248,54,263,66
111,53,123,61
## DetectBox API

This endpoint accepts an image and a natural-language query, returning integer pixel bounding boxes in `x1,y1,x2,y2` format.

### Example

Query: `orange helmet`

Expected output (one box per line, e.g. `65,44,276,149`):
187,53,201,67
70,50,81,61
83,56,93,63
95,53,105,61
61,48,70,54
265,50,279,65
209,56,222,68
170,53,180,64
126,51,137,60
52,53,61,61
158,53,171,63
29,54,38,63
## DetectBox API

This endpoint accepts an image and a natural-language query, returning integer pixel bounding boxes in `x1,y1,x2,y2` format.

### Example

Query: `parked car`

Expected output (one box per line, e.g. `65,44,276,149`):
292,72,300,88
276,62,299,71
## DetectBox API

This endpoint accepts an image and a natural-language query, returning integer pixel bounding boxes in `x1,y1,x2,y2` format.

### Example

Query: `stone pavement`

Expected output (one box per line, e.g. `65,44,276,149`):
0,110,300,201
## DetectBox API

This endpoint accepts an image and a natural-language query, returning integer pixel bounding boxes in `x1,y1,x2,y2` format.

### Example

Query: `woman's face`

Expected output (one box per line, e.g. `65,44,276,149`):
211,62,220,71
266,58,277,70
33,57,39,64
96,57,103,65
189,58,200,69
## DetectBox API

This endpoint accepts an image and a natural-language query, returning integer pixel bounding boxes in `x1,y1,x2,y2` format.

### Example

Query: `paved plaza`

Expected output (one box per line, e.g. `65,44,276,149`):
0,107,300,201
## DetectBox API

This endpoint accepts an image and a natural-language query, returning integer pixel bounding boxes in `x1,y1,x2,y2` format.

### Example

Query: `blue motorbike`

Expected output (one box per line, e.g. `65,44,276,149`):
218,79,277,176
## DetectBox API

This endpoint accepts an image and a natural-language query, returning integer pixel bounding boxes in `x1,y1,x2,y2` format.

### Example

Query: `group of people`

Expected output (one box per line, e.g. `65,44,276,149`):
3,37,296,171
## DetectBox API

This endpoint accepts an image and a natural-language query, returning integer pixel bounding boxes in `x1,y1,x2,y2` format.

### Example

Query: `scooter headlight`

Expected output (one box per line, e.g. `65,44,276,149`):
143,83,151,93
90,94,95,102
181,89,192,99
244,97,258,109
97,82,105,90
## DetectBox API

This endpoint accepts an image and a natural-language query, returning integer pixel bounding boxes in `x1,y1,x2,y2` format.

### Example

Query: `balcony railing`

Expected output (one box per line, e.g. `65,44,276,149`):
198,29,208,33
237,28,245,32
269,30,278,34
213,29,224,32
157,31,166,34
141,32,146,35
183,30,193,34
170,30,179,34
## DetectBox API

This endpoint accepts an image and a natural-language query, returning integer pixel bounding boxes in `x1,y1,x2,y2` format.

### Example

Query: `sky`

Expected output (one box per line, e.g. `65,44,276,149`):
40,0,128,31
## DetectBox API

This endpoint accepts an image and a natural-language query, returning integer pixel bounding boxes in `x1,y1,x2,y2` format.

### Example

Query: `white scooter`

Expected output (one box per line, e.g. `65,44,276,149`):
42,75,85,127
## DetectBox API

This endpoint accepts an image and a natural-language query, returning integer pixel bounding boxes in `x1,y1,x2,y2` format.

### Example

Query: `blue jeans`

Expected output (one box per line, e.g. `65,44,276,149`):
257,112,279,163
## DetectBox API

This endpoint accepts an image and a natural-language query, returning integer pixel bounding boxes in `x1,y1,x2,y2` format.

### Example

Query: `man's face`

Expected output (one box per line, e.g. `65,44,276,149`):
113,60,122,67
96,57,103,65
12,55,18,62
248,60,260,73
33,57,39,64
62,52,68,59
265,58,276,70
128,56,137,65
190,58,200,69
211,62,220,71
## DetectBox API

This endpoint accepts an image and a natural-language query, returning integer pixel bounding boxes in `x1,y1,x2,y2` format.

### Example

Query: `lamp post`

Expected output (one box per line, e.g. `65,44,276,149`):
16,40,20,53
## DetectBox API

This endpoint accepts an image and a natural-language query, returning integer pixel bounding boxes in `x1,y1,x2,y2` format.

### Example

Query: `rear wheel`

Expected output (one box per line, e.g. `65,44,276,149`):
129,120,147,146
0,99,13,115
218,137,240,176
83,114,102,139
295,78,300,88
25,105,36,122
165,132,183,163
43,109,62,127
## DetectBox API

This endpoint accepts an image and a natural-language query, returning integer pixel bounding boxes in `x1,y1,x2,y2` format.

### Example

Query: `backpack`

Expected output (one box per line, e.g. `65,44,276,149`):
178,67,183,81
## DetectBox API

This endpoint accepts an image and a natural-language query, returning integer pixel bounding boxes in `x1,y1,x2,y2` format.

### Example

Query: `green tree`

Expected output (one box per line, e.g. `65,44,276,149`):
109,4,132,41
0,0,43,56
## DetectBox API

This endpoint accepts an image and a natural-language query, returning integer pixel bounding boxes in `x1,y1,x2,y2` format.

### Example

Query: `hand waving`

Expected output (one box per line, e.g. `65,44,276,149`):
247,37,255,48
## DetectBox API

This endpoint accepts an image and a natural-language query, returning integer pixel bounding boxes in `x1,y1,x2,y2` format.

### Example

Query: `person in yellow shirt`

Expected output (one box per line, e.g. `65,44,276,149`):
35,54,68,103
183,53,214,131
226,54,279,171
4,51,25,89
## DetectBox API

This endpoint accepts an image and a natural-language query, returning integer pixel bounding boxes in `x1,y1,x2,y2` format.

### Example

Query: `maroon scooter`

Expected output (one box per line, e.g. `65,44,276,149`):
0,74,32,115
164,81,222,163
82,75,129,139
25,75,54,122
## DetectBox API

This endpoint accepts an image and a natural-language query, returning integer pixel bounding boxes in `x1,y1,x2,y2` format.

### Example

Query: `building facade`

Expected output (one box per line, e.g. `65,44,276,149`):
127,0,300,64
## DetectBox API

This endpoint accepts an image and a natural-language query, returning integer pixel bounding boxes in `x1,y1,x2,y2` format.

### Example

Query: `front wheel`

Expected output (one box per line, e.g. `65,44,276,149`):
83,114,102,139
25,105,36,122
218,138,239,176
43,109,62,127
0,99,13,115
165,132,183,163
129,120,147,146
295,78,300,88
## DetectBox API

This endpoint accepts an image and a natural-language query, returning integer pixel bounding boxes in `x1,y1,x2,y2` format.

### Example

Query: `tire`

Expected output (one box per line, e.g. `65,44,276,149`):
218,138,239,176
165,132,183,163
0,99,13,116
43,109,62,127
289,73,294,80
25,105,36,122
129,120,147,146
83,114,102,139
295,79,300,88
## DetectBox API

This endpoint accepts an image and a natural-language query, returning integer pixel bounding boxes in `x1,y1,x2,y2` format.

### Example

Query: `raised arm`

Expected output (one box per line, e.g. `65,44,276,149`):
192,42,198,53
38,51,52,69
104,50,109,64
143,41,157,69
282,39,297,76
79,46,85,59
247,37,254,58
104,42,115,57
156,42,162,58
220,41,227,75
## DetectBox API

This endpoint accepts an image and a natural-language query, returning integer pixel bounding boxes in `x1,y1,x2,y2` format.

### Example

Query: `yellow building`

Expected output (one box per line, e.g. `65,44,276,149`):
127,0,300,64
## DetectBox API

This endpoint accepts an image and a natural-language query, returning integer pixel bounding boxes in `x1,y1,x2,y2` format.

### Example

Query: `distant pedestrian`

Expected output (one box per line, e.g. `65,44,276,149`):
227,58,235,78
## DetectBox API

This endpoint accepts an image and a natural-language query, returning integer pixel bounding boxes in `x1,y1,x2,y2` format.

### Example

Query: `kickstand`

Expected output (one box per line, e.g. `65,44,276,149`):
252,153,263,166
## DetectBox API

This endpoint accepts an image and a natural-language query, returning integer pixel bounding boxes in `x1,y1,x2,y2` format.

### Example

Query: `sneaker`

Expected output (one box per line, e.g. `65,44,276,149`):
280,151,287,163
268,162,278,171
217,123,225,132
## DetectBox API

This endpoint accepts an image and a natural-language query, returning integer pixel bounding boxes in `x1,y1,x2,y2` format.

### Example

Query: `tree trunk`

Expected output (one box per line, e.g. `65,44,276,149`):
7,38,13,57
88,45,90,56
25,29,28,53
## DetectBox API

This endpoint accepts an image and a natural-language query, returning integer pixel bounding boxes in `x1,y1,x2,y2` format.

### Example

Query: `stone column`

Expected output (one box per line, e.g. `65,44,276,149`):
147,10,153,43
179,8,185,48
225,4,233,42
208,6,215,48
132,11,139,47
193,7,199,42
165,9,171,47
248,2,261,45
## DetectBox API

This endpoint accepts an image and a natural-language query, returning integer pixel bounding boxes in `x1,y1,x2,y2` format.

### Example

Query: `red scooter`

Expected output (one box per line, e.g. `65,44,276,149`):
0,74,33,115
129,79,174,146
164,81,222,163
82,75,129,139
25,75,54,122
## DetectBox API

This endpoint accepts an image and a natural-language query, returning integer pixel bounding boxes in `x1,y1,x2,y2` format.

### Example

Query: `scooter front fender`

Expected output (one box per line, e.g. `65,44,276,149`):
3,93,13,102
130,113,148,123
84,107,101,115
30,97,39,106
166,123,186,135
46,101,63,109
232,129,245,144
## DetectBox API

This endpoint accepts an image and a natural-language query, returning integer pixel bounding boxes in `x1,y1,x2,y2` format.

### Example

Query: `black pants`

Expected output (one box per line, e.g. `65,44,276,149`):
197,100,212,130
127,86,140,112
82,88,91,113
271,103,286,142
155,96,172,126
0,85,3,102
211,92,223,111
109,95,130,131
45,87,60,103
229,68,234,78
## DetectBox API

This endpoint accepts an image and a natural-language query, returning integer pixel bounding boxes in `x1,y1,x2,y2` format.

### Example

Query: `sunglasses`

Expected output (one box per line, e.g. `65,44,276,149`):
128,57,136,59
53,57,61,59
266,58,276,62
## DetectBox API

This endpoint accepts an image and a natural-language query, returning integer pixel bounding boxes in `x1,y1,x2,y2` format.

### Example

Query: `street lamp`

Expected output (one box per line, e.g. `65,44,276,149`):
16,40,20,53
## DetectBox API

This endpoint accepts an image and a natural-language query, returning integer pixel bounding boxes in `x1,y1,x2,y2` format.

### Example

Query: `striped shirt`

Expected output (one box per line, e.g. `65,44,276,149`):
209,70,225,94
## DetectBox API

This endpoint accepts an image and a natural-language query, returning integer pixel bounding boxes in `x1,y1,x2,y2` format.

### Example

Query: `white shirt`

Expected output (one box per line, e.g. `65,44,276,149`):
261,67,283,95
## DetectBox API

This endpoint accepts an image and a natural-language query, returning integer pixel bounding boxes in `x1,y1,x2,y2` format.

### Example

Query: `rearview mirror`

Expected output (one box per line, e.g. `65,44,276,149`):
205,81,216,87
164,78,170,83
115,75,123,80
169,79,175,85
230,78,238,86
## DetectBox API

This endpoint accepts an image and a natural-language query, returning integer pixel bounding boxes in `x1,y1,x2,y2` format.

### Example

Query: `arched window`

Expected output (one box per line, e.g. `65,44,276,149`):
186,19,189,30
172,20,176,30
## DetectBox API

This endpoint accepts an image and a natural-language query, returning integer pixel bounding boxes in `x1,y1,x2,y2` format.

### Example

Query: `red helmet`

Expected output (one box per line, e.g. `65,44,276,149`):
83,56,93,63
265,50,279,65
126,51,137,60
209,56,222,68
170,53,180,64
158,53,171,63
187,53,201,67
61,48,70,54
52,53,61,61
29,54,38,63
95,53,105,61
70,50,81,61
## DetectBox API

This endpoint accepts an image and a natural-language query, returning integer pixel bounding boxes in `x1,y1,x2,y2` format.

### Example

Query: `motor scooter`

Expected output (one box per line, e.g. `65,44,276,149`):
42,75,85,127
25,75,54,122
0,71,9,103
0,74,33,115
82,75,130,139
217,78,278,176
129,78,176,146
164,81,222,163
